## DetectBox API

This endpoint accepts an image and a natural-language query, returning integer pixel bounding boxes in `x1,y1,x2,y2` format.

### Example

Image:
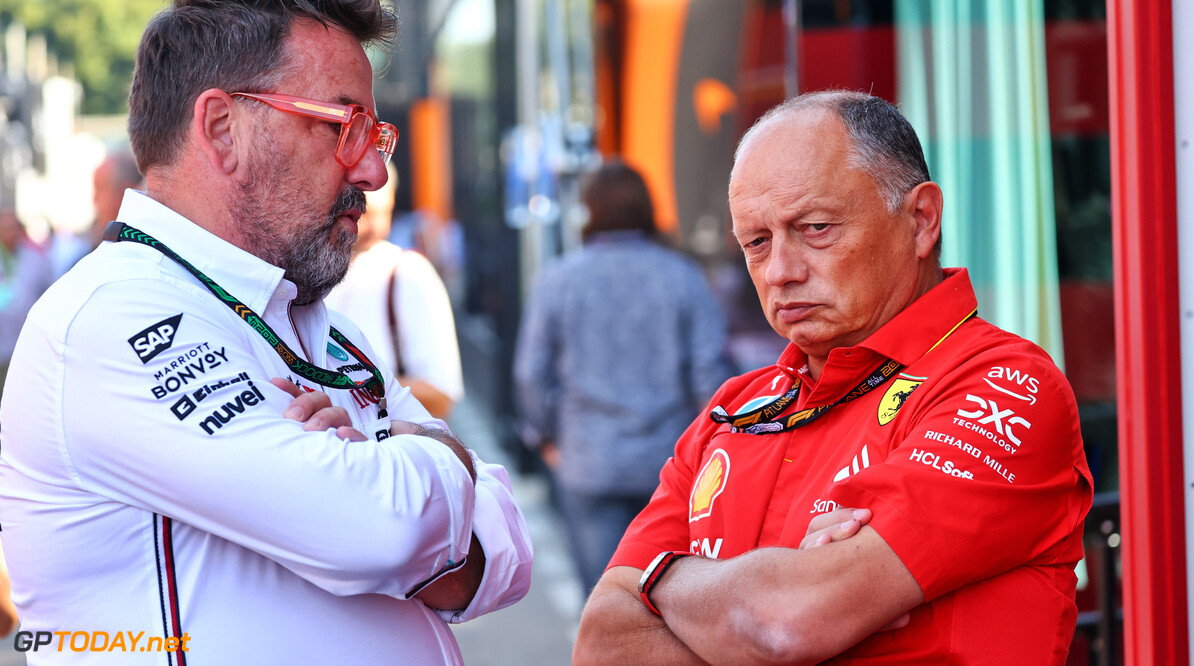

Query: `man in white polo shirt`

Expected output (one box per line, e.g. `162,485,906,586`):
0,1,532,663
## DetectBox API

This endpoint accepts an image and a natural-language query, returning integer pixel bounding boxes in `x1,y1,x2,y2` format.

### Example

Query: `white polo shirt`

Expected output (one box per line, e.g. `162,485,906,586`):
0,191,532,665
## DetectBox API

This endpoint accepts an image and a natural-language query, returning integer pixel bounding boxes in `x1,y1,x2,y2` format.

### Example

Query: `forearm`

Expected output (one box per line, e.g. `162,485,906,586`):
653,539,922,665
573,567,710,666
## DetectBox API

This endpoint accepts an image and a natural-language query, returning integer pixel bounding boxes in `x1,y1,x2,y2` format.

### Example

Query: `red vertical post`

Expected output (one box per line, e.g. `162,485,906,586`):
1107,0,1188,663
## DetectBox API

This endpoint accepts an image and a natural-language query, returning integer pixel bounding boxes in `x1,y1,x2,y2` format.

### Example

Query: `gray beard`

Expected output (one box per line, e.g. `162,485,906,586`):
233,169,366,305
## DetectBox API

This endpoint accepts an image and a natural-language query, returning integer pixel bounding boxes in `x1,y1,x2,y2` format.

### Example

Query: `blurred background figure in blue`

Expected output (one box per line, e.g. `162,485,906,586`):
325,163,465,419
514,160,733,594
0,207,53,396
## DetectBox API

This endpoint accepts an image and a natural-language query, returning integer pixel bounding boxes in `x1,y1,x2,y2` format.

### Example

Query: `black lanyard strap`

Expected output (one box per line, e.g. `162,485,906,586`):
710,309,977,436
711,359,902,435
106,222,387,410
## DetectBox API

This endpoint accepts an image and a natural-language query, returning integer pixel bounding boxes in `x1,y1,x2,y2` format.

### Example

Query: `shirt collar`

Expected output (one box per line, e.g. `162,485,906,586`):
773,267,978,375
114,190,291,314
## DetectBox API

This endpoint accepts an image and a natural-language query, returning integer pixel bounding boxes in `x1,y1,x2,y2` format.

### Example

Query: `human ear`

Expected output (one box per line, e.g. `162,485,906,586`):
193,89,240,174
907,181,943,260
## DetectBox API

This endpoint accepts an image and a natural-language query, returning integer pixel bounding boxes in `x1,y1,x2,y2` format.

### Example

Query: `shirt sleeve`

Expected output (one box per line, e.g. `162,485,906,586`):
58,278,477,600
436,457,534,623
826,346,1093,602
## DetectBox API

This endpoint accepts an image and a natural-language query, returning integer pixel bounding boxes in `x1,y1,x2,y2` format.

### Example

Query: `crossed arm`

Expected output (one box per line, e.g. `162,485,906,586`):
573,509,923,665
272,378,483,611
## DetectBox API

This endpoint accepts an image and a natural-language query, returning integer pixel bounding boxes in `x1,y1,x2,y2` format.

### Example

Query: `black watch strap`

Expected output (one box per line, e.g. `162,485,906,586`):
638,551,690,616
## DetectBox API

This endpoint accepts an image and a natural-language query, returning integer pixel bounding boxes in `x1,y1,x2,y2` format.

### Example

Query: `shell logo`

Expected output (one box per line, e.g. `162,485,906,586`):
689,449,730,523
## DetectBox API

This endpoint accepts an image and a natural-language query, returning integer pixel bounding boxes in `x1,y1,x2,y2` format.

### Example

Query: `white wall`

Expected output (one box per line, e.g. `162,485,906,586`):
1176,0,1194,654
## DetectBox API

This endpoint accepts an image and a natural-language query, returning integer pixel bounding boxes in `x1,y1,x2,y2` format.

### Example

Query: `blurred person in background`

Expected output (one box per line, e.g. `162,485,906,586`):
325,162,464,419
514,160,733,594
0,207,53,395
51,147,143,277
574,91,1091,665
0,1,531,663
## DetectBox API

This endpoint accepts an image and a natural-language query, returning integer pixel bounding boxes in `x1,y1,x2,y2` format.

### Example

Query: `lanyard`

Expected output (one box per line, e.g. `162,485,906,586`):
710,359,902,435
710,310,977,435
105,222,388,417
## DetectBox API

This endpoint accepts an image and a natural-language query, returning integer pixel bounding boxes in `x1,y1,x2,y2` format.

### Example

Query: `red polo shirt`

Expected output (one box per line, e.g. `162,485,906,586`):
611,268,1092,663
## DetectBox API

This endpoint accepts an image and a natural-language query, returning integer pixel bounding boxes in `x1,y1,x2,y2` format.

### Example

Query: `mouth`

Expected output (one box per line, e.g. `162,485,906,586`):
335,209,363,234
775,302,818,324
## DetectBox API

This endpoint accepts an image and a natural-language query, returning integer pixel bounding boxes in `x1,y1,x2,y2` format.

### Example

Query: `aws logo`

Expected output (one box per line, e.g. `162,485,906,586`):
877,374,926,426
689,449,730,523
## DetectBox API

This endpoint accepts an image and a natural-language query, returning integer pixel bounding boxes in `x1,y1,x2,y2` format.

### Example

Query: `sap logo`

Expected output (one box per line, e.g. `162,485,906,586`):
833,445,871,482
956,395,1032,446
688,537,723,559
128,314,183,364
199,381,266,435
984,367,1040,405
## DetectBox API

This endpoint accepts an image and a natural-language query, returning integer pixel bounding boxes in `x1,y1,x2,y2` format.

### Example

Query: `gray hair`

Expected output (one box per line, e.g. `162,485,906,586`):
128,0,398,174
738,90,931,215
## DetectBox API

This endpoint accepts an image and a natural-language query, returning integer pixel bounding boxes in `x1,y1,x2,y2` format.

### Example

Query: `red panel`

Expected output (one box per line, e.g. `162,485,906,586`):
800,27,897,104
1045,21,1110,136
1107,0,1188,663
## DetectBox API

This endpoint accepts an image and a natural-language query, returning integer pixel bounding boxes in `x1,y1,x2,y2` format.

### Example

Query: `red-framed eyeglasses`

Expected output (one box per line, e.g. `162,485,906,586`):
230,91,398,168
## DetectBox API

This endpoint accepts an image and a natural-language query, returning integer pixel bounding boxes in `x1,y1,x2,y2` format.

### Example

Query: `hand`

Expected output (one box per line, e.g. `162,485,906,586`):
390,420,476,483
800,507,871,549
271,378,367,442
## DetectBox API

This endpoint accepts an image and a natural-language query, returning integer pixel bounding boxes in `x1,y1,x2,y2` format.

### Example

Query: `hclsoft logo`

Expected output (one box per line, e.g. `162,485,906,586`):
128,314,183,364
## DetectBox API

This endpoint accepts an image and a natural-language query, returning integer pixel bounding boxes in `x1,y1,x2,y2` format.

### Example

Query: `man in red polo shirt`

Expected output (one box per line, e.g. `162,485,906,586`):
573,90,1092,664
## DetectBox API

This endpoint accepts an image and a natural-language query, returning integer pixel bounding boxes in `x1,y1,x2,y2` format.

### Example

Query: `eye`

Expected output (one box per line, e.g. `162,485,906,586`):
807,223,830,233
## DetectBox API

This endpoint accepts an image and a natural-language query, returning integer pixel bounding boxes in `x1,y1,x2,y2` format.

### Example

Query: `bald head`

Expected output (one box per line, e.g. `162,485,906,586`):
93,149,142,240
737,91,931,217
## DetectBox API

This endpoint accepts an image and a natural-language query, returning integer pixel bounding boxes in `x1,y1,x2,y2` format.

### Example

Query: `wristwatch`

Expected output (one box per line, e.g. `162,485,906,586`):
638,551,690,616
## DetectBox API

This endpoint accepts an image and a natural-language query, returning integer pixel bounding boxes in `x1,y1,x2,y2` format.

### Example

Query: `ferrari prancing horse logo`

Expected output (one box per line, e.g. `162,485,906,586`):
877,374,926,426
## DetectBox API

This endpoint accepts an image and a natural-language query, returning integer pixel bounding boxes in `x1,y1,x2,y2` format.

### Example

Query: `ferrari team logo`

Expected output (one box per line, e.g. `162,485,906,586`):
689,449,730,523
877,374,927,426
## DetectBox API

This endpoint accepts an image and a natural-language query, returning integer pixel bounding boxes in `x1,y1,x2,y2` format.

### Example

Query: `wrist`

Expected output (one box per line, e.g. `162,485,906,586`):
638,551,690,616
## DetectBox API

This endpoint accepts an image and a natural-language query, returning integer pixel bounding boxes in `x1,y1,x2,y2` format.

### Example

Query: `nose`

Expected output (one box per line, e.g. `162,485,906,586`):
347,147,389,192
763,233,809,287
